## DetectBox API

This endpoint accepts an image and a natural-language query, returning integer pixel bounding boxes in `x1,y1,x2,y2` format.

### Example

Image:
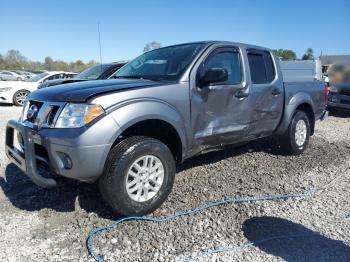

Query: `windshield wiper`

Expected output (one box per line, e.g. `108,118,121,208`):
113,75,144,79
113,75,164,81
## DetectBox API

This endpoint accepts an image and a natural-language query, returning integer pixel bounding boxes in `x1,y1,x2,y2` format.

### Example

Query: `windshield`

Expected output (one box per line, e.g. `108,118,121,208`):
25,72,49,82
76,64,110,80
113,43,205,81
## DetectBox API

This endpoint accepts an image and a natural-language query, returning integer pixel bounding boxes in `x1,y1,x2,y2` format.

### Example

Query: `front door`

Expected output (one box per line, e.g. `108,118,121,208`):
190,46,251,151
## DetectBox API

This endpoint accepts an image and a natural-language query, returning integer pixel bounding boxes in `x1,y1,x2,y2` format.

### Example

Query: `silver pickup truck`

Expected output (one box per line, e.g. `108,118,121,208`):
5,41,327,216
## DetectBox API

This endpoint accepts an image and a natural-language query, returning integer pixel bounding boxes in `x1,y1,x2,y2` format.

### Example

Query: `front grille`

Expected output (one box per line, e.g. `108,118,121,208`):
24,100,65,128
47,105,60,126
340,99,350,105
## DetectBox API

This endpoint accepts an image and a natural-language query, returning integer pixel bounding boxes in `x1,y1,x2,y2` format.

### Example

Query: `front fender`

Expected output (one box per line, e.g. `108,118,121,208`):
107,99,188,154
275,92,315,135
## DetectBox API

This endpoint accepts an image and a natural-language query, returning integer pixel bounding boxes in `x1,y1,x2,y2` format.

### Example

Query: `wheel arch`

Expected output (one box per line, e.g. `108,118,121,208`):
108,100,187,162
275,92,316,136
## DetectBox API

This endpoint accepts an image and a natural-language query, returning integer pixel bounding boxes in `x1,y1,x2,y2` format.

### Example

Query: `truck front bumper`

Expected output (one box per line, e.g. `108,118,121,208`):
6,120,57,187
328,101,350,111
328,92,350,111
5,118,117,187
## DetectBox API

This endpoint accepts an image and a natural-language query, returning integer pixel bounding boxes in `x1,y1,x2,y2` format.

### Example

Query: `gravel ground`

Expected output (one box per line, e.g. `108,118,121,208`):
0,105,350,262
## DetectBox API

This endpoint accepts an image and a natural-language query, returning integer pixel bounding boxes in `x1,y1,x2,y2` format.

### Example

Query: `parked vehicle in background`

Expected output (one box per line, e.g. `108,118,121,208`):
5,41,327,216
328,83,350,112
0,71,76,106
38,62,126,89
12,71,37,80
10,71,29,80
280,60,322,82
0,71,25,81
327,64,350,112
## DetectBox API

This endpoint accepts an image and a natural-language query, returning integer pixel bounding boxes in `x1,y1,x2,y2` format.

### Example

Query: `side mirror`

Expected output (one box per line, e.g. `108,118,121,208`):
199,68,228,86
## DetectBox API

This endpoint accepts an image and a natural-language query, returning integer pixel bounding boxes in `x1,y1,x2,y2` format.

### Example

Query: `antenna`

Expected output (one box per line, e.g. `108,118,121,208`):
97,22,103,70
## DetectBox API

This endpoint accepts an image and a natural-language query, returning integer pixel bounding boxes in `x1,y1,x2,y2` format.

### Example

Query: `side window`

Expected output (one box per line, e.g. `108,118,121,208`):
46,75,55,81
202,50,241,85
263,51,276,82
247,50,276,84
247,53,267,84
47,74,64,81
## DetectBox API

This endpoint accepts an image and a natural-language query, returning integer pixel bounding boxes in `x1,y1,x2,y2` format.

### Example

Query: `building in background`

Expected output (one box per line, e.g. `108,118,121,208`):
319,55,350,75
280,60,322,82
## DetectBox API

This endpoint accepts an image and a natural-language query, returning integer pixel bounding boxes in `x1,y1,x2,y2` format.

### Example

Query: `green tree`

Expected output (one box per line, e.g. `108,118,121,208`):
53,60,70,71
71,60,85,72
4,50,28,69
0,54,7,69
44,56,54,70
272,49,297,60
302,48,314,60
0,50,99,72
143,41,162,53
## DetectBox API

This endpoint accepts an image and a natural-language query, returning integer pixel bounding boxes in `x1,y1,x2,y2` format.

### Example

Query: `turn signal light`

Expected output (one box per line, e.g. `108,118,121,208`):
83,104,104,124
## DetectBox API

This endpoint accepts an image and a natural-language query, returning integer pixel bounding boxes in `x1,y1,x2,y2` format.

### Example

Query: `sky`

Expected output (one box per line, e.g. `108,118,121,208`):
1,0,350,63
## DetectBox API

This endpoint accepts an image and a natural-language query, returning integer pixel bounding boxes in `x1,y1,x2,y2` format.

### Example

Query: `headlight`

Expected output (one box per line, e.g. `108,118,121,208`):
55,103,104,128
0,87,12,92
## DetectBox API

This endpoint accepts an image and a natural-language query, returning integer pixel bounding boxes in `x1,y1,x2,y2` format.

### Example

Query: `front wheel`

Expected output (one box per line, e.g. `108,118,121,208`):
13,90,30,106
99,136,176,216
280,110,310,155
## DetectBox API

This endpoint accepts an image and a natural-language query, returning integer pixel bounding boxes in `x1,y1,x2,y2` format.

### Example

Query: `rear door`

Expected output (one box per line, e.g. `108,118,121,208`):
246,49,284,136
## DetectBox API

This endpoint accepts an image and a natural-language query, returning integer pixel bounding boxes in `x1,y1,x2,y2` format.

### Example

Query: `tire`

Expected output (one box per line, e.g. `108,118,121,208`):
17,77,21,81
99,136,176,216
13,90,30,106
280,110,310,155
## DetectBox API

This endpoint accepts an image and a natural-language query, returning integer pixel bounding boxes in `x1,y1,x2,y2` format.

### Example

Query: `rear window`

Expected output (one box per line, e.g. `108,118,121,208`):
247,50,275,84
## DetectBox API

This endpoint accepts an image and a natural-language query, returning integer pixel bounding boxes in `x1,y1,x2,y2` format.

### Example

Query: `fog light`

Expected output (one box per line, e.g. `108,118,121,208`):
57,152,72,170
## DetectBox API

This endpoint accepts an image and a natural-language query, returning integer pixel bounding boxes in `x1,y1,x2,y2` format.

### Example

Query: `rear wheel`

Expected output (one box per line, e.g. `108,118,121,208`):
280,110,310,155
99,136,176,216
13,90,30,106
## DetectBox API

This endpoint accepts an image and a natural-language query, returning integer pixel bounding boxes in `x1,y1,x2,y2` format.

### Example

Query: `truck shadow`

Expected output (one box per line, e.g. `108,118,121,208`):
0,163,118,220
243,216,350,261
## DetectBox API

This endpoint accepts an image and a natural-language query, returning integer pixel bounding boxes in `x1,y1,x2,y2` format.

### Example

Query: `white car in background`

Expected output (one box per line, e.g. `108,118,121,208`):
0,71,76,106
0,71,25,81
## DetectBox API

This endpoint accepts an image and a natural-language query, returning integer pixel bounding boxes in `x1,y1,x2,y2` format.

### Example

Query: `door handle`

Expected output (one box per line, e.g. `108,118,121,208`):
271,88,281,96
234,89,249,99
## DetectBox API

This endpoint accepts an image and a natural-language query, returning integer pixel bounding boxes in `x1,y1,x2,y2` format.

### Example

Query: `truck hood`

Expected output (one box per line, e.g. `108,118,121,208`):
29,79,164,102
40,78,87,88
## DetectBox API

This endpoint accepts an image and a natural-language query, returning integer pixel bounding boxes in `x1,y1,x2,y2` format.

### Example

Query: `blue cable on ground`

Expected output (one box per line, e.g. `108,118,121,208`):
87,189,330,262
